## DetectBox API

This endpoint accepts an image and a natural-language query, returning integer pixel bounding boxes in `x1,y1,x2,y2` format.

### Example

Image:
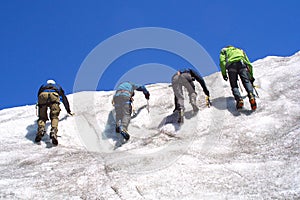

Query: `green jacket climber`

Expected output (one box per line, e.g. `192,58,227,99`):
219,46,254,79
219,45,257,110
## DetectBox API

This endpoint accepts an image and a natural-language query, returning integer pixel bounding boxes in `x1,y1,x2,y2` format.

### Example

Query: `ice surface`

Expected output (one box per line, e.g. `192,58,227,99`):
0,52,299,199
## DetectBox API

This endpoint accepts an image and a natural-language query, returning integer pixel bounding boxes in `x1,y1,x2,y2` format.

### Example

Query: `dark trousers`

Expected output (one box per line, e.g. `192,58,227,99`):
113,95,132,131
227,61,254,101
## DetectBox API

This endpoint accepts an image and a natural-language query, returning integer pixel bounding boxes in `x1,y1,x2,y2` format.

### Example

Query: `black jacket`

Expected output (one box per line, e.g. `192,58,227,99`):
179,68,210,96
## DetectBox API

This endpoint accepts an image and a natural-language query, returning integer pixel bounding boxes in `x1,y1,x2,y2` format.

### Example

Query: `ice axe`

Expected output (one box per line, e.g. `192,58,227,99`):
147,100,150,113
206,96,212,108
253,85,260,98
246,65,260,98
131,102,137,117
35,103,38,117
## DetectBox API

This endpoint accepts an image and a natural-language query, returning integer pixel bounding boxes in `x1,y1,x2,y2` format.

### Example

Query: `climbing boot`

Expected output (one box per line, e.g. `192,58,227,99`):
120,129,130,141
249,93,257,111
236,99,244,110
35,129,45,143
50,128,58,145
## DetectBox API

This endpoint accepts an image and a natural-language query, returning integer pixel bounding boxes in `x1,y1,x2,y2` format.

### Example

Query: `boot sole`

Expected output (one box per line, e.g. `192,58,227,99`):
236,102,244,109
34,132,44,143
250,98,257,110
34,136,42,143
50,133,58,145
51,138,58,146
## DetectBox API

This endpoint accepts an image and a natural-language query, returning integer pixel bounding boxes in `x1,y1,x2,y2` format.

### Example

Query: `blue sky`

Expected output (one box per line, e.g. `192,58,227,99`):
1,0,300,109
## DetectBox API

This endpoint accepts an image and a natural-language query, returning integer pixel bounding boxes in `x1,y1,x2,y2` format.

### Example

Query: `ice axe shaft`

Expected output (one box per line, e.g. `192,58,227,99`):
253,85,260,98
206,99,211,108
147,100,149,113
205,96,211,108
35,103,38,117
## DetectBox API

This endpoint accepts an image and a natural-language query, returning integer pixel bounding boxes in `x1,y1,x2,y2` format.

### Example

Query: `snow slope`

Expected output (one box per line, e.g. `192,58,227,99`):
0,51,300,199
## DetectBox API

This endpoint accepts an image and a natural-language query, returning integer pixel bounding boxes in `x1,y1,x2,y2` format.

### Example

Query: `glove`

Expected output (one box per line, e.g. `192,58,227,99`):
205,96,211,107
250,77,255,85
223,75,228,81
144,92,150,100
68,112,75,116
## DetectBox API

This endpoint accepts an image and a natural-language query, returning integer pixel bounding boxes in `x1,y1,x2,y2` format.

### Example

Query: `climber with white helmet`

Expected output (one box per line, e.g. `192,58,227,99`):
35,79,73,145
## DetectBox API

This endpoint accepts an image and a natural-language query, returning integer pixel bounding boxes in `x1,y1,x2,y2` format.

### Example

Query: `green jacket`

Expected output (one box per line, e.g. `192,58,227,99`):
219,46,253,78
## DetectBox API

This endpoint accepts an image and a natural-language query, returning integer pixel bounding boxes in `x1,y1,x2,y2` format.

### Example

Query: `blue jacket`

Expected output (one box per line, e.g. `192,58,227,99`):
114,82,149,98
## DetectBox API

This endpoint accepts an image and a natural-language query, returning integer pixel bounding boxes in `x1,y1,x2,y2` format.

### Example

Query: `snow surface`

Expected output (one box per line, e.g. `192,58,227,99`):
0,51,300,199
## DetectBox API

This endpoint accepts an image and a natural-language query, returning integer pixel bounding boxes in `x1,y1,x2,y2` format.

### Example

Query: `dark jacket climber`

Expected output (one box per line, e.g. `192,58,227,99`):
172,68,210,123
112,81,150,141
35,79,73,145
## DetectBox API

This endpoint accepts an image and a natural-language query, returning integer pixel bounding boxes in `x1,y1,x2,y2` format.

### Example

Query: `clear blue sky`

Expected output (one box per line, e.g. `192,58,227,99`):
1,0,299,109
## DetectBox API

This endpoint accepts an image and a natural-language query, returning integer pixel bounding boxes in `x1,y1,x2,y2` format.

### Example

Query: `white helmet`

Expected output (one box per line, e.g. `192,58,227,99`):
47,79,56,85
